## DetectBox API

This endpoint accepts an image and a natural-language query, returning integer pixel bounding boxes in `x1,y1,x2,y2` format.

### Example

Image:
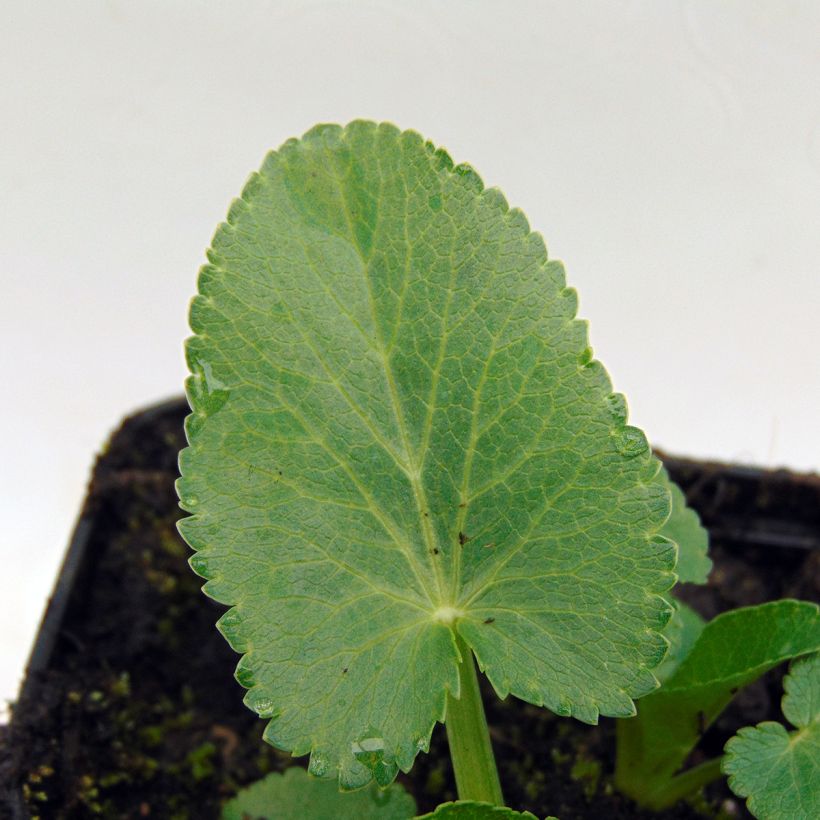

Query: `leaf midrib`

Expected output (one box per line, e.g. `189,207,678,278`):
326,143,450,607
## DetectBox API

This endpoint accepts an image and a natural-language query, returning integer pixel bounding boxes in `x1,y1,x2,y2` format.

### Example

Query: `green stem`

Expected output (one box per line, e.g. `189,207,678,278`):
644,757,725,810
444,633,504,805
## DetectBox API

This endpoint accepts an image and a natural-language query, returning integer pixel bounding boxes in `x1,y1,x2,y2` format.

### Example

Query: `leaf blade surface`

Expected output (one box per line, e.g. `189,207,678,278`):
178,121,676,785
616,600,820,804
222,767,416,820
723,653,820,820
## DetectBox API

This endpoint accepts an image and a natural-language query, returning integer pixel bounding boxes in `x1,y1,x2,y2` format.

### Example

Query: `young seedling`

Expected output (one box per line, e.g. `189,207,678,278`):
615,600,820,810
612,470,820,811
723,652,820,820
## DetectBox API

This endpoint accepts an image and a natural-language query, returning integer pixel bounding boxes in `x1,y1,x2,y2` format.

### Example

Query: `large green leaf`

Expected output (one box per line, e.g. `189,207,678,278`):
222,767,416,820
615,600,820,807
723,653,820,820
177,121,676,788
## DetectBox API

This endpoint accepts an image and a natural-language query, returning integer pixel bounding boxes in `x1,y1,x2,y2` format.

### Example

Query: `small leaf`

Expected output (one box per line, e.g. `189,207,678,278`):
651,469,710,682
178,121,677,786
655,467,711,584
615,600,820,806
782,650,820,727
653,600,705,684
222,767,416,820
723,653,820,820
415,802,541,819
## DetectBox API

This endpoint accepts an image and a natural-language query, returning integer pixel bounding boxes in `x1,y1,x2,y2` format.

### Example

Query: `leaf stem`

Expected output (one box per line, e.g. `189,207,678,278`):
445,633,504,806
643,756,725,810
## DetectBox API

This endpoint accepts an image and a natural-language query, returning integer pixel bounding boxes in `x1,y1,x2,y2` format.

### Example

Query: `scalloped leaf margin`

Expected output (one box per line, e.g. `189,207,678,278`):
723,653,820,820
177,120,677,789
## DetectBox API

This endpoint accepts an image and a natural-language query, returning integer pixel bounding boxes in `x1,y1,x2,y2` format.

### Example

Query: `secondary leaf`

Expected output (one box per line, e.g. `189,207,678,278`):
222,767,416,820
415,802,542,819
177,120,676,788
615,600,820,807
723,653,820,820
220,774,552,820
650,468,709,682
655,467,711,584
653,600,705,684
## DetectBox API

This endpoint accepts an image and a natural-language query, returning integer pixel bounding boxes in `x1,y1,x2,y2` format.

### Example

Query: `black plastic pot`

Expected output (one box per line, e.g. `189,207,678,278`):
1,398,817,819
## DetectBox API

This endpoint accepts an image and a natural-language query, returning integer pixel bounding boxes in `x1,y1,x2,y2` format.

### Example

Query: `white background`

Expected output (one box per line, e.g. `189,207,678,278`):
2,1,819,707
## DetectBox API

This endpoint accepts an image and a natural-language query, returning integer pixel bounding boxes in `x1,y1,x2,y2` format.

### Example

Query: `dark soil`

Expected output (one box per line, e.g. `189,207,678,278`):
1,398,818,819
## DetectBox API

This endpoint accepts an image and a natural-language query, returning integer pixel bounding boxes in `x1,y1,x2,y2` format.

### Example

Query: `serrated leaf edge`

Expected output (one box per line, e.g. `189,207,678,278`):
177,120,678,784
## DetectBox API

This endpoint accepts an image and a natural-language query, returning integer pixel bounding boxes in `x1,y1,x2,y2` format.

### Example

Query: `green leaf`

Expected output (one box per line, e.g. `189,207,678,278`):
177,120,676,788
649,469,710,683
615,600,820,808
653,600,705,684
222,767,416,820
655,467,711,584
415,802,542,819
723,653,820,820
